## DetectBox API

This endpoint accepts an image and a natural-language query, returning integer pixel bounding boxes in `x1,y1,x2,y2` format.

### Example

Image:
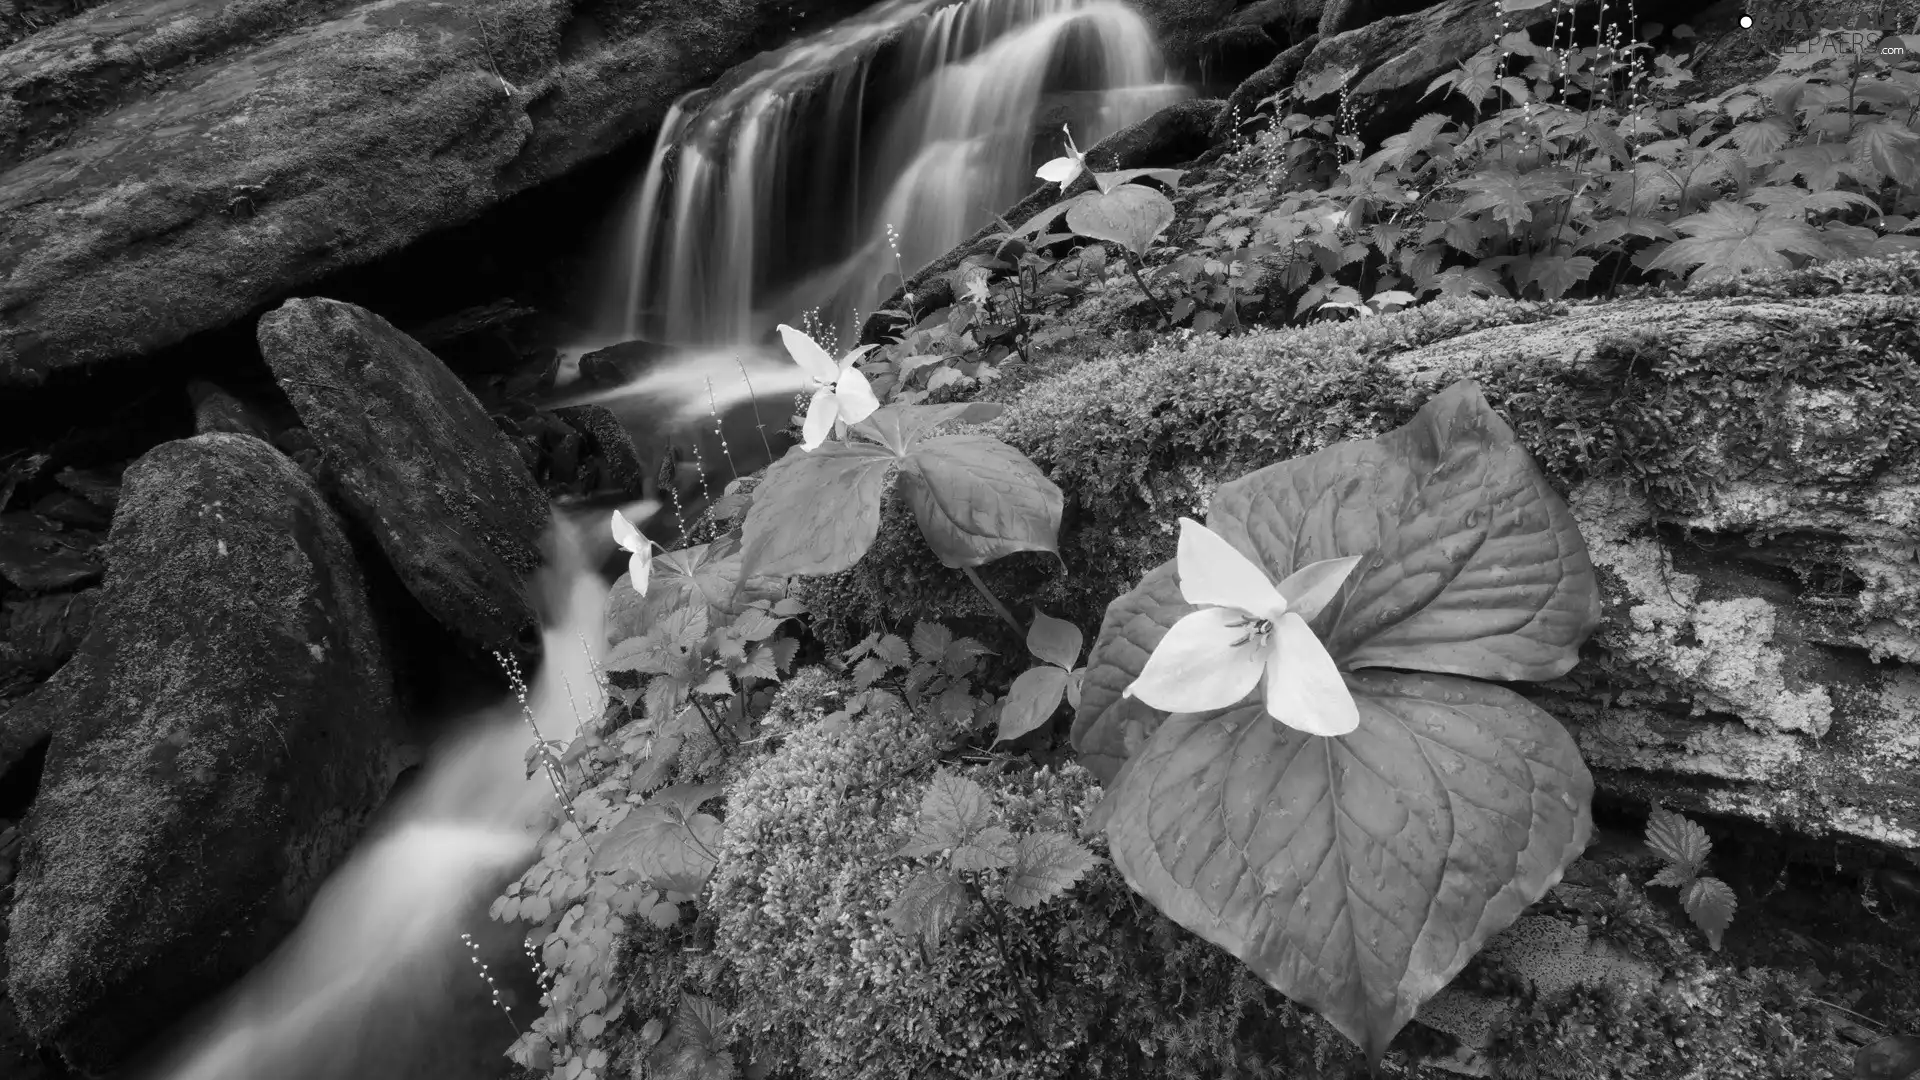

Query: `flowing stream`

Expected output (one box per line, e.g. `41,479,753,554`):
140,0,1185,1073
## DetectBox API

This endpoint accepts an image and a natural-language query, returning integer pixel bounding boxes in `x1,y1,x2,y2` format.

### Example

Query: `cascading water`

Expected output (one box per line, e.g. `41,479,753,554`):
594,0,1189,349
141,510,620,1080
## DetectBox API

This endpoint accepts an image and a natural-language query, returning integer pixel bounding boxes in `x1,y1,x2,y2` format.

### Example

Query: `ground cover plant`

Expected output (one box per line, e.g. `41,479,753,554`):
482,7,1920,1079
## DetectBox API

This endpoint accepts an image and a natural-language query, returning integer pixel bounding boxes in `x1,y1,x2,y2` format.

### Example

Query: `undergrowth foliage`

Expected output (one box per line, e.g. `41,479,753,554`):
482,8,1920,1080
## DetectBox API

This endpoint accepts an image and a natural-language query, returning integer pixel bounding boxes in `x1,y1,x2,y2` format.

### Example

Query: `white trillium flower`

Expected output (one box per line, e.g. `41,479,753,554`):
1124,518,1365,737
1035,124,1093,193
610,509,655,597
776,324,881,451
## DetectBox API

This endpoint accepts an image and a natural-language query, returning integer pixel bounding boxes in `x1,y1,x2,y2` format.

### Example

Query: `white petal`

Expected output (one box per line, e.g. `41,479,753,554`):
801,389,839,451
1175,518,1286,618
1274,555,1364,622
834,367,881,424
629,549,652,598
1125,608,1267,714
837,344,879,373
1036,156,1081,187
1263,612,1359,737
777,324,840,383
610,509,645,554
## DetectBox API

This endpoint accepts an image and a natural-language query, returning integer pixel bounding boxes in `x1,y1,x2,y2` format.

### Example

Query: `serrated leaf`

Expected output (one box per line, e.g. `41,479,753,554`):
1855,118,1920,187
997,666,1069,744
734,644,780,682
1026,610,1084,669
694,669,732,696
853,656,889,690
898,435,1064,568
1647,865,1693,889
1646,202,1832,283
874,633,912,667
1099,669,1592,1061
1004,831,1100,908
1454,167,1573,229
772,597,808,617
951,825,1017,871
885,868,971,951
738,440,898,581
899,770,995,856
1644,805,1712,874
1682,876,1737,951
941,636,994,676
770,637,800,673
911,622,955,664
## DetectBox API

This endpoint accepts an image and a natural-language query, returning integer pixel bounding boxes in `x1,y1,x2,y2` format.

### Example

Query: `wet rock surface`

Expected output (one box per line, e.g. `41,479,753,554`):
2,432,399,1077
257,296,548,656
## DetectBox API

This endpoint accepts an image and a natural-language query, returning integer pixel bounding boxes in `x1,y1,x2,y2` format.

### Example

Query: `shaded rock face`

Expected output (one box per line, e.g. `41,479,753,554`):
2,432,399,1077
258,296,548,656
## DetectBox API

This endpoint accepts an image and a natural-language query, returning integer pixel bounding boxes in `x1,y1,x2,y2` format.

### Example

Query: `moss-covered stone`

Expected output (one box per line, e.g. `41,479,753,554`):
3,432,399,1075
801,253,1920,859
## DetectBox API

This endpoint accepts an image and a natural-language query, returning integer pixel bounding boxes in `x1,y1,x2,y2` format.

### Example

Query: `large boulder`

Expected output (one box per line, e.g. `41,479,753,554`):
804,253,1920,863
257,297,549,656
3,432,400,1076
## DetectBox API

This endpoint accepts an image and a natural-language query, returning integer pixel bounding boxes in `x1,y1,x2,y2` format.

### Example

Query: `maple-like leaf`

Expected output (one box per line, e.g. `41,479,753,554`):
1454,167,1574,229
1516,253,1598,299
1644,202,1831,283
1854,119,1920,188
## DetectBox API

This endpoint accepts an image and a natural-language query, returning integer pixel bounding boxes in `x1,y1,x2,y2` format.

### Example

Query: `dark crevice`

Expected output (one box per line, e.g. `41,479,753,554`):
0,733,49,822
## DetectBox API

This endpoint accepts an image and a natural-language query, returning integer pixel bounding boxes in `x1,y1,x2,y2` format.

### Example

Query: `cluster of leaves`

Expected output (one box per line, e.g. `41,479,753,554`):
885,769,1100,956
1200,23,1920,324
1644,805,1738,952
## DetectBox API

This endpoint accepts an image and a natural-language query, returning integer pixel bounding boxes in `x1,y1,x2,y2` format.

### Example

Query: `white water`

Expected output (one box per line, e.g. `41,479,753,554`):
145,511,617,1080
595,0,1188,349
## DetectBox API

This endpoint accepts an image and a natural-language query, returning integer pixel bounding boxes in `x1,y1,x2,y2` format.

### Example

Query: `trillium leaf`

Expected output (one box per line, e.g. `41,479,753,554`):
997,665,1069,744
1025,610,1083,669
1065,184,1177,255
849,402,1007,454
1071,560,1194,785
1099,669,1592,1062
738,440,897,580
899,435,1063,568
1205,380,1600,681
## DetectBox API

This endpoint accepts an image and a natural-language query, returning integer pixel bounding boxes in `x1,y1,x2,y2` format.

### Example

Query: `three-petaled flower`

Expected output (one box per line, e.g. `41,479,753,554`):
610,509,655,597
1036,124,1107,194
777,324,881,451
1124,518,1363,736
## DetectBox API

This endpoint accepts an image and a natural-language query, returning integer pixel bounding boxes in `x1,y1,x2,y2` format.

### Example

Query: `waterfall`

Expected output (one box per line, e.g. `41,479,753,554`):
595,0,1189,348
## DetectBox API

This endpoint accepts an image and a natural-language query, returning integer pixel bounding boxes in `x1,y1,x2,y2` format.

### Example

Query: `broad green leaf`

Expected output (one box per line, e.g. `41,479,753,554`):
997,665,1069,744
738,440,896,580
1076,382,1599,779
1004,831,1100,908
898,770,995,857
1854,118,1920,187
649,783,724,822
1026,609,1083,669
1065,184,1176,255
1071,561,1194,785
1207,381,1600,679
1098,669,1591,1061
898,435,1063,568
849,402,1007,454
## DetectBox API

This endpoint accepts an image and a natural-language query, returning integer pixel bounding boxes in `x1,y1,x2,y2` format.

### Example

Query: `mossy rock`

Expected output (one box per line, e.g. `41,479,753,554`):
2,432,401,1075
799,253,1920,861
